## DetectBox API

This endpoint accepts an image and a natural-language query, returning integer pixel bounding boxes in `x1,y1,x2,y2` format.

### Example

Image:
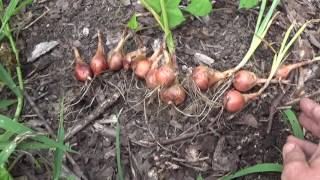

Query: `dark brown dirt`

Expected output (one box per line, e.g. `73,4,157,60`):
3,0,320,179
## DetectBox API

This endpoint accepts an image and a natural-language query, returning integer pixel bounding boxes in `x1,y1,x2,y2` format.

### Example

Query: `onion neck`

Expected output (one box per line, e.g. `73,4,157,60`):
73,47,83,64
243,92,259,102
150,54,163,69
97,31,105,55
208,69,225,87
114,30,130,54
150,47,163,62
163,50,176,70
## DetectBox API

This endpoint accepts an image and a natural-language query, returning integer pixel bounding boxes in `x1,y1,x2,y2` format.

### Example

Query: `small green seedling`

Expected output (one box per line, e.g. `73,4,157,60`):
127,13,139,31
283,109,304,139
116,109,124,180
196,174,204,180
129,0,212,54
222,163,283,180
239,0,260,9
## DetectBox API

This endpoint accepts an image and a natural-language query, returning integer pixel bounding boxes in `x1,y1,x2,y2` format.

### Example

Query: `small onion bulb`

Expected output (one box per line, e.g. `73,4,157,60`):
73,47,92,82
90,31,108,76
161,84,186,105
223,90,258,113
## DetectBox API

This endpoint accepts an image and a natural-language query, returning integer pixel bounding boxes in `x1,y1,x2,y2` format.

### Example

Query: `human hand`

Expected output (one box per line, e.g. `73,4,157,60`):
281,98,320,180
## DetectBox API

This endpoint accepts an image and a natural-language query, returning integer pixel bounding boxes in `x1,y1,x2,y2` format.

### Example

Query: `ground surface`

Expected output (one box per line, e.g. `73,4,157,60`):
3,0,320,179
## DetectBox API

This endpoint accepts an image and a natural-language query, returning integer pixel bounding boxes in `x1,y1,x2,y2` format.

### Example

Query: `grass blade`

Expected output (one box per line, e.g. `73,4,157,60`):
0,99,17,109
0,138,17,166
254,0,266,34
283,109,304,139
0,0,19,33
0,166,13,180
222,163,283,180
196,174,204,180
0,64,21,97
13,0,33,15
18,141,57,150
53,98,65,180
116,110,124,180
0,114,74,152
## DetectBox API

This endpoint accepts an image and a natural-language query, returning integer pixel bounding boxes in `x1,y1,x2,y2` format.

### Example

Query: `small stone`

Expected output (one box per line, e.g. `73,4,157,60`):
194,52,215,66
28,41,59,62
119,0,131,6
82,27,90,37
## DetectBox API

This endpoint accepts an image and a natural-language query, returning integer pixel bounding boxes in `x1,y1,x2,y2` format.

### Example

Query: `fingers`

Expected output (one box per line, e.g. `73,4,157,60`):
282,142,309,180
299,113,320,137
283,143,308,166
287,135,318,158
300,98,320,122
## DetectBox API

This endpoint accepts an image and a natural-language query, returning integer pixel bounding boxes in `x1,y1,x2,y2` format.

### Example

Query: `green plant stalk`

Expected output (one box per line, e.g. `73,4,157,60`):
234,0,280,72
222,163,283,180
283,109,304,139
258,20,313,95
234,12,277,72
4,20,24,122
160,0,175,54
0,5,25,142
139,0,165,31
116,109,124,180
254,0,266,34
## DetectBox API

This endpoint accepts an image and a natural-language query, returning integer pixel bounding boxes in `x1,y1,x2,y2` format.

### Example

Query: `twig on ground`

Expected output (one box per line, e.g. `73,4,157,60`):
283,89,320,106
267,74,294,134
23,6,50,30
64,93,120,141
137,131,213,147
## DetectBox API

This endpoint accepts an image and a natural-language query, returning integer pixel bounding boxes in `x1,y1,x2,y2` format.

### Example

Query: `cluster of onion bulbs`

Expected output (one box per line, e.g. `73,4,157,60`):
73,30,186,106
74,30,317,112
192,60,317,113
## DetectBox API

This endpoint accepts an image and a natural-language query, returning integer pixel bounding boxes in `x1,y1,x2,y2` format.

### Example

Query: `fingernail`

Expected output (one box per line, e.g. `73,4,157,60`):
283,143,296,154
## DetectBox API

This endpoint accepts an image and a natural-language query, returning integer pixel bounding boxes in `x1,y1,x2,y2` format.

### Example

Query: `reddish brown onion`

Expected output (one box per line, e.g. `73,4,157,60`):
73,47,92,82
90,31,108,76
134,60,152,79
156,64,176,87
145,69,159,89
223,90,258,113
276,59,320,79
123,47,147,70
191,65,225,91
108,30,130,71
161,84,186,105
233,70,262,92
155,50,176,87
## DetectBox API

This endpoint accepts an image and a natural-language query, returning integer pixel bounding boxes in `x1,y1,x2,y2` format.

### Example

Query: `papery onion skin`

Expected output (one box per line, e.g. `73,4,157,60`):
275,65,291,79
233,70,258,92
192,66,210,91
161,84,186,105
134,60,152,79
146,69,159,89
156,65,176,87
108,52,124,71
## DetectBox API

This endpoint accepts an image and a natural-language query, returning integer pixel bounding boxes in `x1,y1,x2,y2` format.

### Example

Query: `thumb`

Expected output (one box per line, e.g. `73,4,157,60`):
282,143,309,180
283,142,308,166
